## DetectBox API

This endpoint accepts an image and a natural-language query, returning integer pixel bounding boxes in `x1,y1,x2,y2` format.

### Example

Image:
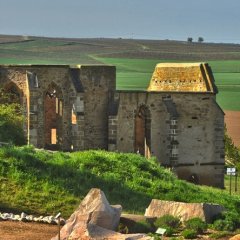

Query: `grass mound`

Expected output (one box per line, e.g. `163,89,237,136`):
0,146,240,218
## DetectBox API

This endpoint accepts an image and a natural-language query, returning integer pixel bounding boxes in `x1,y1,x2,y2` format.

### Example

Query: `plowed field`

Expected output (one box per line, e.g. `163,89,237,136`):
225,110,240,147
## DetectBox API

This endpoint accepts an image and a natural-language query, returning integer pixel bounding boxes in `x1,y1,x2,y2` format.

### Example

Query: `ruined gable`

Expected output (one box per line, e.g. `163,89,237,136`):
148,63,217,93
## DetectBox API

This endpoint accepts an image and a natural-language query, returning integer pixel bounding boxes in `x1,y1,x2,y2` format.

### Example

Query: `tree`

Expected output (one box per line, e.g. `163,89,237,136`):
0,88,26,145
187,37,193,43
198,37,204,43
225,125,240,170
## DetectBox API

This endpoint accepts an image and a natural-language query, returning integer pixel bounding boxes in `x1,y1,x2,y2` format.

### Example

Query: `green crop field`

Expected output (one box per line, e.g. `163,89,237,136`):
1,35,240,110
95,57,240,111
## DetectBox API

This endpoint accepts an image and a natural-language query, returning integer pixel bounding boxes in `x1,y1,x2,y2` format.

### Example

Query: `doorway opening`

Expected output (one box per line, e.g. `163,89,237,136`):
44,83,63,150
135,105,151,158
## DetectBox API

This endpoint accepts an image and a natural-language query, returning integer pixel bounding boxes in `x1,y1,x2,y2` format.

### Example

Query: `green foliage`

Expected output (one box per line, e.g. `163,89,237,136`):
208,231,231,239
154,215,181,229
225,125,240,168
147,233,161,240
181,229,198,239
213,212,240,232
184,218,207,234
164,227,175,237
130,219,152,233
118,223,129,234
0,89,26,145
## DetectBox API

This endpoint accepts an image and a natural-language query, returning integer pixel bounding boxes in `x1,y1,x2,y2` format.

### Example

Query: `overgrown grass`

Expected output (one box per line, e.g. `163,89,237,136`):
0,146,240,219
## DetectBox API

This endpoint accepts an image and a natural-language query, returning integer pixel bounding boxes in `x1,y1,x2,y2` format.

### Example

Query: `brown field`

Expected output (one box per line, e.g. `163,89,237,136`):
0,221,58,240
225,110,240,147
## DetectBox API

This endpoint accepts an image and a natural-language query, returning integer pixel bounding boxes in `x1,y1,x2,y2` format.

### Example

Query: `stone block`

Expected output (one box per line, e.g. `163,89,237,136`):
144,199,224,223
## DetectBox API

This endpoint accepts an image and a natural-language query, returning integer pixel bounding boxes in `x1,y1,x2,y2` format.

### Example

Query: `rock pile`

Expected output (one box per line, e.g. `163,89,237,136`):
51,188,151,240
0,212,65,225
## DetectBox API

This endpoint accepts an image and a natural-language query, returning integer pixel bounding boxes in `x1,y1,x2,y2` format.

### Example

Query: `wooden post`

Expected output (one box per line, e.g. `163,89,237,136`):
58,217,60,240
230,173,232,195
235,173,238,193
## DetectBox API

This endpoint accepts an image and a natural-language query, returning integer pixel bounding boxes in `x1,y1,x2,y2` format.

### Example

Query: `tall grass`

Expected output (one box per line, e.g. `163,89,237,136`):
0,146,240,218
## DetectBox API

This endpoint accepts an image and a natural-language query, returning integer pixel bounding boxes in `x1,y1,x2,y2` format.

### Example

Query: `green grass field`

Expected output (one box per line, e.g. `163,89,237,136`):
1,36,240,110
96,57,240,111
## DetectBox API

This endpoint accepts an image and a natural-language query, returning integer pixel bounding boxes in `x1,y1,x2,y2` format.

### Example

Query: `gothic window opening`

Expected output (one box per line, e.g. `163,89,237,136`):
51,128,57,144
44,83,63,150
72,105,77,125
135,105,151,158
3,82,21,105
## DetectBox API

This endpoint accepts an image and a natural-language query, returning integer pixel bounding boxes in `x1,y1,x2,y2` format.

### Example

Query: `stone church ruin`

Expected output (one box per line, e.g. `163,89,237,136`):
0,63,225,188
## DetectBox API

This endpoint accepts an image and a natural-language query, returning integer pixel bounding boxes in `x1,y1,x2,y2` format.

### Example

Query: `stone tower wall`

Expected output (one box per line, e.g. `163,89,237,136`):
113,91,224,188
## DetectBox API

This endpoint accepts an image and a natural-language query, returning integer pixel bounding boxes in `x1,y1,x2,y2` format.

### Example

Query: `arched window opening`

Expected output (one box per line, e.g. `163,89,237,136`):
135,105,151,158
3,83,21,105
72,104,77,125
44,83,63,150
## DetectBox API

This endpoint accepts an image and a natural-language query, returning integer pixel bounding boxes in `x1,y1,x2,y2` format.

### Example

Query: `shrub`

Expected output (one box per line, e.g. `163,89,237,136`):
164,227,174,237
213,212,240,231
184,218,207,234
209,231,230,239
131,219,152,233
154,215,181,229
118,223,129,234
147,233,161,240
0,96,26,145
181,229,197,239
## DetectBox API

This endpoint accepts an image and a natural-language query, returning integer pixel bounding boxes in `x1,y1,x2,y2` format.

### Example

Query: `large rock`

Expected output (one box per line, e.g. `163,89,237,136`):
145,199,224,223
69,223,152,240
51,188,151,240
230,234,240,240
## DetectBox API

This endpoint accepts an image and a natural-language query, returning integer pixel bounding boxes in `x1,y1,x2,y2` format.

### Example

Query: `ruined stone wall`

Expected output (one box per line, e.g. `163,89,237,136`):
114,91,224,188
0,65,116,151
24,66,73,149
0,64,224,188
78,66,116,150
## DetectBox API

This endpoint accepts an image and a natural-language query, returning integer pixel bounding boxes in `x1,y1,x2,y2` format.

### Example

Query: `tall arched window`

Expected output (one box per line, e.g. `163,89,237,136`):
135,105,151,158
3,82,21,104
44,83,63,150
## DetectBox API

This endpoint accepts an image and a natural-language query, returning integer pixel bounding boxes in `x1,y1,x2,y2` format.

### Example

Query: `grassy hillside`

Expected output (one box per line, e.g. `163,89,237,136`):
1,35,240,110
0,145,240,219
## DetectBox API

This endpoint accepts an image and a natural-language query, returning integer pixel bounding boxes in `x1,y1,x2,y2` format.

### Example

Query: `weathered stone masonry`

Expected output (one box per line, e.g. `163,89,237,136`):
0,63,225,188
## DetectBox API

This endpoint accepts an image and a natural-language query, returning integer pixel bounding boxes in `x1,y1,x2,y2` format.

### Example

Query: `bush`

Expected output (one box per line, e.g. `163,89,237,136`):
147,233,161,240
164,227,174,237
0,93,26,145
131,219,152,233
118,223,129,234
184,218,207,234
181,229,197,239
213,212,240,231
154,215,181,229
209,231,230,239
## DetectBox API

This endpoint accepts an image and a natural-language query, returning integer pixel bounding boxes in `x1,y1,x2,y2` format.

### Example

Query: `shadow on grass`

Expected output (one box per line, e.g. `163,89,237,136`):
0,147,153,215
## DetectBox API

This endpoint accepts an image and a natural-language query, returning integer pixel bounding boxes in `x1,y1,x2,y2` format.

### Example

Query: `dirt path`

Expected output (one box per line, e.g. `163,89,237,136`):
225,110,240,147
0,221,232,240
0,221,58,240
